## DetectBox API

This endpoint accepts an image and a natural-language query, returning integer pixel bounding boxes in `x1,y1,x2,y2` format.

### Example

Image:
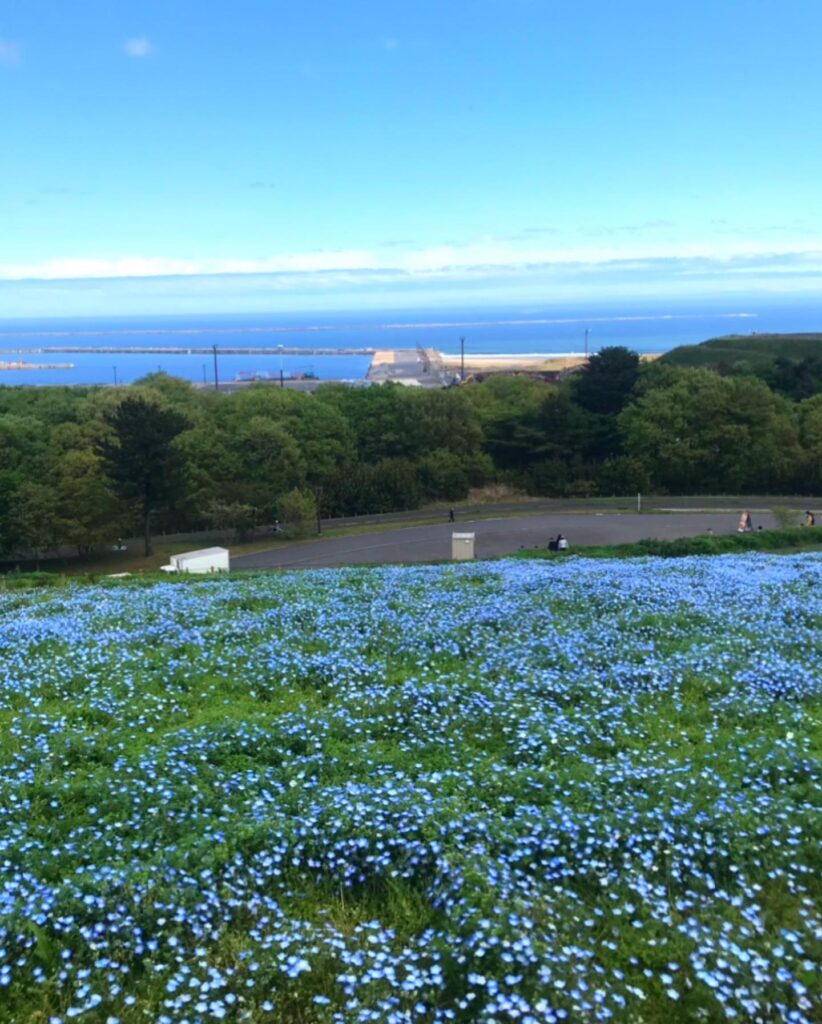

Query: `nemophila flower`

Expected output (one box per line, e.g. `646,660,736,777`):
0,556,819,1022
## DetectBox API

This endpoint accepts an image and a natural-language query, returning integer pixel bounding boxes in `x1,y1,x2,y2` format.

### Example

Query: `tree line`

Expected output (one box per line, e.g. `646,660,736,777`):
1,346,821,560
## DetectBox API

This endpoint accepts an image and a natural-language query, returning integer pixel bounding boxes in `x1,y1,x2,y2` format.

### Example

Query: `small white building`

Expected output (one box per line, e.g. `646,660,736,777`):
161,546,230,574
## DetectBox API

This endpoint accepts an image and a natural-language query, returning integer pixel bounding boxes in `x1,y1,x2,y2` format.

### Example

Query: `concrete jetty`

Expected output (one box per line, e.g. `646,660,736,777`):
0,360,74,371
0,343,661,389
6,345,377,357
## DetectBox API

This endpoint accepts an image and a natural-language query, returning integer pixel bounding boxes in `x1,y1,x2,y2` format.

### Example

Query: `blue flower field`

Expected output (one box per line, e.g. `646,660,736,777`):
0,555,820,1023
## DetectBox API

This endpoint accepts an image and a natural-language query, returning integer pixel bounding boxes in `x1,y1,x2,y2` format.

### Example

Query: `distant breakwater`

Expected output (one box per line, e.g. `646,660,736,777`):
0,346,378,357
0,360,74,370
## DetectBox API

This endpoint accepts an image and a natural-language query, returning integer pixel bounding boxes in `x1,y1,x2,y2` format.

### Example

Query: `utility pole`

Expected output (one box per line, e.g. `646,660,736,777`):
460,336,465,381
212,344,219,391
113,366,118,386
584,329,590,359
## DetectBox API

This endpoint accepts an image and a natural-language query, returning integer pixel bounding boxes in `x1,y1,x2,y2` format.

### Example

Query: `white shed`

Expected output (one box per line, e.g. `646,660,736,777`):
161,546,230,574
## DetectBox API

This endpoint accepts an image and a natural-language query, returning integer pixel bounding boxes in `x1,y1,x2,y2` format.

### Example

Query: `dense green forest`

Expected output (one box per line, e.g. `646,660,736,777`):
1,345,821,558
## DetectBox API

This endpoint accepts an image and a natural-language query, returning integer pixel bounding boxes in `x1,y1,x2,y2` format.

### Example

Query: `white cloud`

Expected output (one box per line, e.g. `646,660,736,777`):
0,39,23,68
124,37,153,58
2,240,822,286
0,251,376,281
5,248,822,318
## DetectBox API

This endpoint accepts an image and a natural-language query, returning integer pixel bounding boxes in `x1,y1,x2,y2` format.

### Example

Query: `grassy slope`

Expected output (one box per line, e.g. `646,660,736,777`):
512,525,822,561
661,333,822,368
0,556,820,1023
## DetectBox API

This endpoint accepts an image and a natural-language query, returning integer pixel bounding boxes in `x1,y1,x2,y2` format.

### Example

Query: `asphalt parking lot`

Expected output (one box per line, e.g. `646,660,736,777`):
231,510,779,570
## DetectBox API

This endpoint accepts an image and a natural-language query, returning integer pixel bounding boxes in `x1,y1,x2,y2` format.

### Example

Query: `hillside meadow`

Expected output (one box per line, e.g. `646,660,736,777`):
0,555,820,1023
661,333,822,368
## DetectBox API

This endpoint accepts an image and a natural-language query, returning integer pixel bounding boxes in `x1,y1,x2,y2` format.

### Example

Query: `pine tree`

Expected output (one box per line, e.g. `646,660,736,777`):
98,396,190,556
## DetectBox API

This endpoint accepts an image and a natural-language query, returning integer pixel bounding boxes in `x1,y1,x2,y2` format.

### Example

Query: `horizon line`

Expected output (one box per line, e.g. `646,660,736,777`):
0,311,762,337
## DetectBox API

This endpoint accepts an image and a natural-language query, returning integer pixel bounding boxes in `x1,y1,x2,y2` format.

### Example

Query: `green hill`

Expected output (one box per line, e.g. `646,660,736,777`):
661,331,822,368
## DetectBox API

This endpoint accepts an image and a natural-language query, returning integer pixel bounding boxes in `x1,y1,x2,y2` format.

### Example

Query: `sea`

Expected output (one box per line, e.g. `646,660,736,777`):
0,296,820,387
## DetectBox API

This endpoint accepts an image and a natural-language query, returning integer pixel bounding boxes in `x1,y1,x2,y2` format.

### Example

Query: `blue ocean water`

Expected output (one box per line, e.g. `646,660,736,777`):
0,297,820,386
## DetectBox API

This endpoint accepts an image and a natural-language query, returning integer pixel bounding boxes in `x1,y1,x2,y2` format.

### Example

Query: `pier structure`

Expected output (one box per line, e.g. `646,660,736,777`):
3,345,378,357
0,344,657,388
366,348,450,387
0,360,74,371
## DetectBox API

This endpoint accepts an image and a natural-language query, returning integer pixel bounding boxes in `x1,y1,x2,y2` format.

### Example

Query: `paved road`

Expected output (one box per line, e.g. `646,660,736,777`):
232,511,779,571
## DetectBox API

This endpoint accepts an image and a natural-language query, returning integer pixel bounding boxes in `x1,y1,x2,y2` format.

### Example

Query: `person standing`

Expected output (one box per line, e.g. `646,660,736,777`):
448,508,455,523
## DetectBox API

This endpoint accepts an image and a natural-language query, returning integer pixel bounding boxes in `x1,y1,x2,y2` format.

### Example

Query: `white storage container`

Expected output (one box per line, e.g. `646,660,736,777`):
451,532,475,561
161,546,230,574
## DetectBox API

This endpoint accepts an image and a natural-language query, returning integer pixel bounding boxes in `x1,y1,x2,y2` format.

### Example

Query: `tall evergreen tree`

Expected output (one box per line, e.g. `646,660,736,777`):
574,346,640,416
98,396,190,556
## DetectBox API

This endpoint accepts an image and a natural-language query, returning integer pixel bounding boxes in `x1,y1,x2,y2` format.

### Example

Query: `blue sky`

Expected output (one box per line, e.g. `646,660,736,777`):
1,0,822,316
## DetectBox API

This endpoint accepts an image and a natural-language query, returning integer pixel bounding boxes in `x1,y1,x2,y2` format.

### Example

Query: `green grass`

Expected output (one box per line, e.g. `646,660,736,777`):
661,332,822,368
512,525,822,561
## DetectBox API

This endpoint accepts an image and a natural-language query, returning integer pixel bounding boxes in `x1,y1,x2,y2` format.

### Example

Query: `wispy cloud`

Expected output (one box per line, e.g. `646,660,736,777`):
0,251,375,281
593,219,675,235
124,37,153,58
514,227,560,239
3,240,822,287
4,248,822,318
0,39,23,68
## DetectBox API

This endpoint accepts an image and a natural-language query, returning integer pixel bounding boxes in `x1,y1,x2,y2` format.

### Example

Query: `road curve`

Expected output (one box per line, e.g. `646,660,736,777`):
232,511,779,571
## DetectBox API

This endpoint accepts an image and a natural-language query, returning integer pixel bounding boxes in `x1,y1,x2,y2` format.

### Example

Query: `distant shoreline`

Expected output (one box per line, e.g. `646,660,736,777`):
4,303,819,387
